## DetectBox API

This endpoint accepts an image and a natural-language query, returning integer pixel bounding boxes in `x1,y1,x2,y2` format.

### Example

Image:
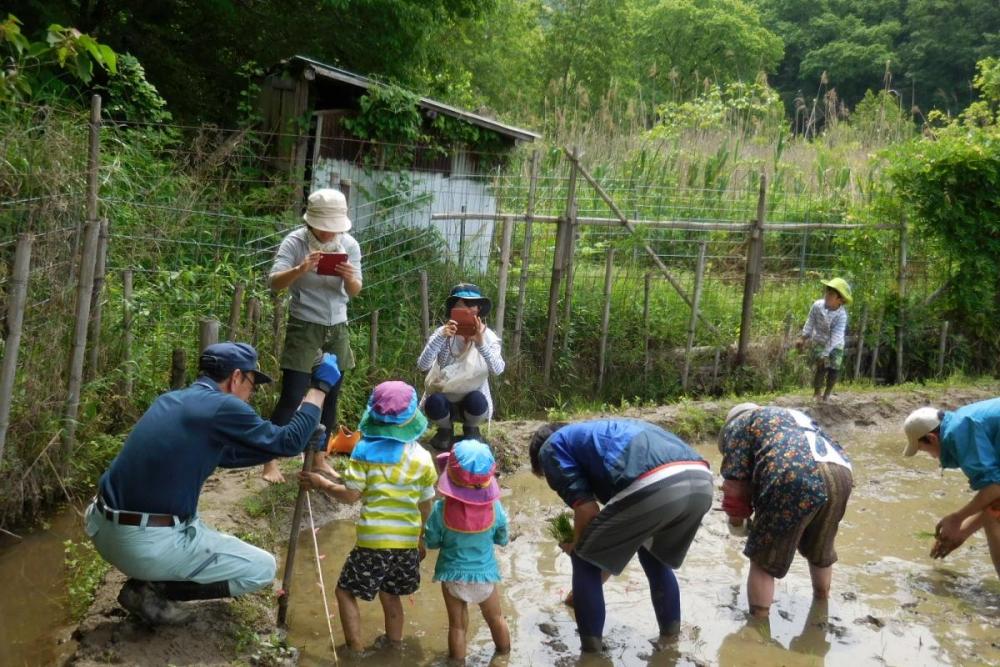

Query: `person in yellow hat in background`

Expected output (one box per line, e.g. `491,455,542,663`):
796,278,852,402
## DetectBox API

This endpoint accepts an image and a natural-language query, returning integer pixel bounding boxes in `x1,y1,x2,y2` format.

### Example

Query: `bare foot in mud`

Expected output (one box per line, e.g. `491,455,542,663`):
261,460,286,484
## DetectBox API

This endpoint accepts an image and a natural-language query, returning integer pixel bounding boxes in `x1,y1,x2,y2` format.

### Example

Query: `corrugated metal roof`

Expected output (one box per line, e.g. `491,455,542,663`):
288,55,540,143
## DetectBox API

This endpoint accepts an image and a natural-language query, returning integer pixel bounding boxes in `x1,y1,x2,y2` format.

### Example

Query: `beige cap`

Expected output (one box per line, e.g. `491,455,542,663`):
725,402,760,426
902,407,941,457
303,188,352,233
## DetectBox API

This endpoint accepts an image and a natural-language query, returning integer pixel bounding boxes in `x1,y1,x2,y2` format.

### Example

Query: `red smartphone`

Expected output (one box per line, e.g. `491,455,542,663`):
316,252,348,276
450,306,479,338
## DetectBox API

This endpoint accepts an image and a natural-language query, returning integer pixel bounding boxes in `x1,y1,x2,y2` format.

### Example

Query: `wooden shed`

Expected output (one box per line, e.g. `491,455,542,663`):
259,56,539,266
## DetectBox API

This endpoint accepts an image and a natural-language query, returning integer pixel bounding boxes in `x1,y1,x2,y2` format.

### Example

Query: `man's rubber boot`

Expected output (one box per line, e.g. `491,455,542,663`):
429,427,453,452
580,635,605,653
462,424,482,441
117,579,193,625
157,580,231,601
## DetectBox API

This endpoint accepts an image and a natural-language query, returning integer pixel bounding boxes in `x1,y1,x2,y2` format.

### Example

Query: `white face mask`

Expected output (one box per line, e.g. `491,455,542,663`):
306,228,343,253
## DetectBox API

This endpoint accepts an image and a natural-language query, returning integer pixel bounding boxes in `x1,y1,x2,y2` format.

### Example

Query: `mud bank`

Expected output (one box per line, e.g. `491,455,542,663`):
66,385,999,666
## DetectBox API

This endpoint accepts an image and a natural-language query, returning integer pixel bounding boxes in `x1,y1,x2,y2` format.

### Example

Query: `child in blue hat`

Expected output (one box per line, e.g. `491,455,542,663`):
424,439,511,661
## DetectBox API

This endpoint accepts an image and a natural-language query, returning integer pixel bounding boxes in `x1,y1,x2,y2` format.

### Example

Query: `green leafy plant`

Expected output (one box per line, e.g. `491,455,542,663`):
64,539,111,620
546,512,574,543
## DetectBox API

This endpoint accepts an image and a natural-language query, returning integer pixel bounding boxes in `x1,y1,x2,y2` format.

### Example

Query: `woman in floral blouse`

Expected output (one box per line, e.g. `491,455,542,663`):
718,403,854,617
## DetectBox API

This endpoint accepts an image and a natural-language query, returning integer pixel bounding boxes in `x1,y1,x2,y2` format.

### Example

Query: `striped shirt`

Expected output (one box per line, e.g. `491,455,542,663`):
417,326,505,418
342,442,437,549
801,299,848,356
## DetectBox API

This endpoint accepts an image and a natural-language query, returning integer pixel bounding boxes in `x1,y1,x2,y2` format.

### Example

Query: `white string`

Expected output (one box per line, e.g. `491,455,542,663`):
305,489,339,663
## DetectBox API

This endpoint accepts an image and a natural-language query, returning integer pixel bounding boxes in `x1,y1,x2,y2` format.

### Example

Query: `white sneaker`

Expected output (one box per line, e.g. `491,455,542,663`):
117,579,193,625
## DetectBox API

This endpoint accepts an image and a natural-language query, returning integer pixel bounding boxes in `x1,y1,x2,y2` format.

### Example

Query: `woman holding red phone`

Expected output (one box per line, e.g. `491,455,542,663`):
417,283,505,451
262,188,362,482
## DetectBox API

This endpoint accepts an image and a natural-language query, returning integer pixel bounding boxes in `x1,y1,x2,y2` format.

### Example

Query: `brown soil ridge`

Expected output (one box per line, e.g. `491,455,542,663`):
65,384,997,666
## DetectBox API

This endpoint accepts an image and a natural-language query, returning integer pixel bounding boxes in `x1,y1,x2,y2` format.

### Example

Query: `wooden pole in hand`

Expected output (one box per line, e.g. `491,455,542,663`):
277,436,319,627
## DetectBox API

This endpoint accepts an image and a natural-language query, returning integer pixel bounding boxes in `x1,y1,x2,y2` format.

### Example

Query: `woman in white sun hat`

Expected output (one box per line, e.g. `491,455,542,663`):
261,188,363,482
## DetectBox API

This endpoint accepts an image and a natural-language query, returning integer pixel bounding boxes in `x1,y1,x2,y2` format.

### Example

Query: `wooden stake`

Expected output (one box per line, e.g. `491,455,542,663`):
937,320,949,377
278,446,317,627
63,95,102,458
199,318,220,352
852,305,868,381
737,175,767,364
370,309,380,371
122,269,134,396
597,248,615,393
682,243,707,392
170,349,187,390
87,219,109,380
271,292,283,356
896,221,908,384
870,310,884,383
494,215,514,343
643,272,652,380
228,282,245,340
419,270,430,342
0,234,32,463
511,149,539,361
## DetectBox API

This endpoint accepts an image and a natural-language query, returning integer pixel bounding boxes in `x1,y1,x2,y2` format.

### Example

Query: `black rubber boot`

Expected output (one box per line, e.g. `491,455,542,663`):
580,635,605,652
461,424,482,441
157,580,231,601
429,426,453,452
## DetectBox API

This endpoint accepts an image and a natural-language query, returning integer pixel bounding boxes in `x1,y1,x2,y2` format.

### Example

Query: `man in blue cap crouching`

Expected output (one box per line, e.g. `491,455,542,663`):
85,342,342,625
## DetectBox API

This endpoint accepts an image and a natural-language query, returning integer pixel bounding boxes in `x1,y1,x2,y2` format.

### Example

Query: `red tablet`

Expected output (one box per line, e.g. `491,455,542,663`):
450,306,479,338
317,252,348,276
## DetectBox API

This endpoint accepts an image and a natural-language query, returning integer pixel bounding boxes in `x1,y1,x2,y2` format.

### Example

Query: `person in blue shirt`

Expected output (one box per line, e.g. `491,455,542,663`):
424,439,511,662
85,342,342,625
903,400,1000,578
529,419,713,653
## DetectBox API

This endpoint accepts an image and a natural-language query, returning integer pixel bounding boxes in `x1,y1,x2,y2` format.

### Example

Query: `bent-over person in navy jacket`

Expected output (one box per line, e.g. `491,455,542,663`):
529,418,713,653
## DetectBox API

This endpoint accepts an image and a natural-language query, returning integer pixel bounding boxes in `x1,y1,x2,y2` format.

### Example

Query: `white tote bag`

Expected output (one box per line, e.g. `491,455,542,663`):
424,342,488,401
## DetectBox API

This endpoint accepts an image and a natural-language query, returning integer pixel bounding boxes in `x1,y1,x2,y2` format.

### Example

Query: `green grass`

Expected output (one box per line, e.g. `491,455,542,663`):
64,539,112,621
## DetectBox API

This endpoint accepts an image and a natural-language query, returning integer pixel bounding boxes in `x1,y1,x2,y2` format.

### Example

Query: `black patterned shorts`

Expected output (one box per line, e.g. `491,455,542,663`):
337,547,421,601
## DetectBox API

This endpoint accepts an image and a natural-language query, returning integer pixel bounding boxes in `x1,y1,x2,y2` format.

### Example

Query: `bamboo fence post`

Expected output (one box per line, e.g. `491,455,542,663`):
0,234,33,462
782,311,794,349
511,149,539,361
458,205,467,269
247,297,262,346
170,349,187,390
937,320,949,377
643,272,652,380
712,348,722,390
370,309,380,371
870,310,884,383
736,175,767,365
562,148,719,335
896,221,908,384
228,282,246,340
494,215,514,343
682,242,707,392
419,270,430,342
597,248,615,393
87,219,109,380
122,269,134,396
542,155,576,383
852,305,868,381
271,292,283,355
561,148,580,356
199,318,220,352
63,96,103,457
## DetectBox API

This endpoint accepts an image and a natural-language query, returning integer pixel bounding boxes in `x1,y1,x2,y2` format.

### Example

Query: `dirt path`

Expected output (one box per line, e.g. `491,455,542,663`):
65,384,997,666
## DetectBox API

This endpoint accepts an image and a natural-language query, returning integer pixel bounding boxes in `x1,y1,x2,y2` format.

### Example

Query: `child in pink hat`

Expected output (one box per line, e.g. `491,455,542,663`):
424,439,511,662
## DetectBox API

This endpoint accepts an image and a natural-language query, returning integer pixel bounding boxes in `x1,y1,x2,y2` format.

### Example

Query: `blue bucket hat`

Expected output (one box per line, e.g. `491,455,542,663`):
199,342,273,384
445,283,491,318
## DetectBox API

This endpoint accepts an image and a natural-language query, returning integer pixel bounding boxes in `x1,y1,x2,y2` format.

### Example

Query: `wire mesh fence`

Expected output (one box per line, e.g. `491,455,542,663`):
0,108,959,524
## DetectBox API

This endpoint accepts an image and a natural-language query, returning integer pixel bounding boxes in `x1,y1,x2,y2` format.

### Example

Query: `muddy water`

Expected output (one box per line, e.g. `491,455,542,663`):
0,507,82,667
286,430,1000,666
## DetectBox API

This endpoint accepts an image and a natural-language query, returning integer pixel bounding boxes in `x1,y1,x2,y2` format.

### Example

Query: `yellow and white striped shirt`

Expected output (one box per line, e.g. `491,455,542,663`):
342,442,437,549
